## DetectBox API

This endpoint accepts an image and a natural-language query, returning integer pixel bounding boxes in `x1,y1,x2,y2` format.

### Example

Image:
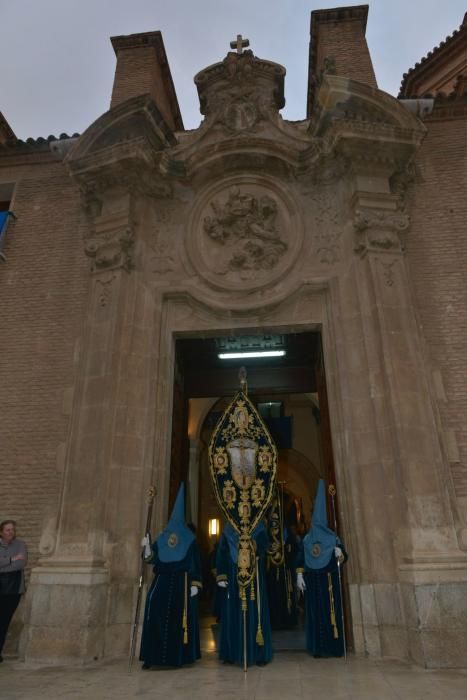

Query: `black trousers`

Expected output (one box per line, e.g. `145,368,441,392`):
0,594,21,654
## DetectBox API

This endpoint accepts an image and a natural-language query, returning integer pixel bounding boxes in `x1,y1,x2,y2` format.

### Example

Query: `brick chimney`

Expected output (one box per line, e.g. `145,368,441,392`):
307,5,377,116
0,112,16,145
110,31,183,131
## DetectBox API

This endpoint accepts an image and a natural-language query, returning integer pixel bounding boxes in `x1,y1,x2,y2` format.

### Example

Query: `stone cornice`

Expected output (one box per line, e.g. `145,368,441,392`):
425,94,467,121
311,75,426,171
66,95,175,203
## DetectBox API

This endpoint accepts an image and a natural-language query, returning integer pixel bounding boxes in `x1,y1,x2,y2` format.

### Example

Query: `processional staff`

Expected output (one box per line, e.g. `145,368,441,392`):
328,483,347,660
128,485,157,672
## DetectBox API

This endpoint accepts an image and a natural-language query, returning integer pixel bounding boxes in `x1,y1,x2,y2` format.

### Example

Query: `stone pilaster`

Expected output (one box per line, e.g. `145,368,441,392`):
348,179,467,665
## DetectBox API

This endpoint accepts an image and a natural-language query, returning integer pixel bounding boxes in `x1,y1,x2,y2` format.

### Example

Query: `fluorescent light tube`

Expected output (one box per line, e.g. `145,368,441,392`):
218,350,286,359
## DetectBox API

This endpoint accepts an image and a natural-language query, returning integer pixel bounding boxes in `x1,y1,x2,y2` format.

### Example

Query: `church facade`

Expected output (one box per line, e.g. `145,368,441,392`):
1,5,467,668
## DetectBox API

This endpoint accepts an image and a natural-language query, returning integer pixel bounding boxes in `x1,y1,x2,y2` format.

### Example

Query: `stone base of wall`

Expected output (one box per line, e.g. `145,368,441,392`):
350,564,467,668
23,564,467,667
23,564,109,665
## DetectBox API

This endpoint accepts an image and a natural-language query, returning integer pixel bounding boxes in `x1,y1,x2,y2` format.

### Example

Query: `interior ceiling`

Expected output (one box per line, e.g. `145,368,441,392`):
176,331,321,398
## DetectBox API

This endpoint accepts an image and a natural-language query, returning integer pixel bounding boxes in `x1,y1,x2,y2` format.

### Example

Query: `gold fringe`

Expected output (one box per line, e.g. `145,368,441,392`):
183,572,188,644
255,558,264,646
328,572,339,640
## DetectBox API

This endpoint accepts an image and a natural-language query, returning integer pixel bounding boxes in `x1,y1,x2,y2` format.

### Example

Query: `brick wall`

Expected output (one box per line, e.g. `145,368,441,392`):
0,154,89,575
407,111,467,500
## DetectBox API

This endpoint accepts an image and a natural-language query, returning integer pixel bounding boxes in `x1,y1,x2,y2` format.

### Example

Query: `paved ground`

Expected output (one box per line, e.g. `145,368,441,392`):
2,651,467,700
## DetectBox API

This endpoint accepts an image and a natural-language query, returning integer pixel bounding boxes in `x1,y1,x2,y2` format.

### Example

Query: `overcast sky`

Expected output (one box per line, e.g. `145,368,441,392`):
1,0,465,139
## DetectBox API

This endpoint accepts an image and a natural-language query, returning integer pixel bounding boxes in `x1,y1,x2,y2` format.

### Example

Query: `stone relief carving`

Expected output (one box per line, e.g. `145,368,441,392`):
95,271,117,307
149,239,176,274
353,208,409,256
222,97,259,132
380,259,398,287
187,178,302,292
85,225,134,271
312,188,344,264
203,187,287,277
195,49,285,133
148,206,177,275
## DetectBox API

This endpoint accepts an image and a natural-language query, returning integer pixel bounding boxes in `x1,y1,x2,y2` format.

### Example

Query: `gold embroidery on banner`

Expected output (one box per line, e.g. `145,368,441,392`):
208,389,278,607
258,446,272,472
251,479,265,507
223,480,237,509
213,447,228,474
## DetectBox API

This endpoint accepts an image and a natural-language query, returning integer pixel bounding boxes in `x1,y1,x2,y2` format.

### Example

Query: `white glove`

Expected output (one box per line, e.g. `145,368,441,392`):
217,580,228,588
141,534,152,558
334,546,343,560
190,585,199,597
297,572,306,593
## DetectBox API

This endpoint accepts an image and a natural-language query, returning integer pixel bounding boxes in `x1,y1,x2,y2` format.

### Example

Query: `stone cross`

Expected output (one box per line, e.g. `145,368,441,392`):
230,34,250,54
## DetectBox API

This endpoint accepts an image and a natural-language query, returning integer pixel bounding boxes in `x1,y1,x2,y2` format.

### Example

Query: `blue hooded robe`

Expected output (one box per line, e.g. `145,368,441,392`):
140,484,202,667
296,480,348,657
215,522,273,666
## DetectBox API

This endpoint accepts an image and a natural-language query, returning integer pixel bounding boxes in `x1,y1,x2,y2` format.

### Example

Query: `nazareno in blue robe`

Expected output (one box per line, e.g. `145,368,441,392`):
296,540,348,657
266,529,300,630
140,539,202,667
216,523,273,666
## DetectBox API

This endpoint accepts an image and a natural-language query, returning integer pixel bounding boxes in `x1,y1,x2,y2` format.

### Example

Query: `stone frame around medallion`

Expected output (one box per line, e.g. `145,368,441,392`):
185,174,304,292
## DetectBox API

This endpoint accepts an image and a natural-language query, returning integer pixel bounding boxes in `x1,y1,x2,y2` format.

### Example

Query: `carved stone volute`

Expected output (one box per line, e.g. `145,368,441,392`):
83,191,136,272
194,50,285,131
353,205,409,256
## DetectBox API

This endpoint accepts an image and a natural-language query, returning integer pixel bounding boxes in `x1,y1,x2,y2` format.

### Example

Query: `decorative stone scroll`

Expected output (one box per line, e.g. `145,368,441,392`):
85,223,134,272
187,176,303,291
353,208,409,256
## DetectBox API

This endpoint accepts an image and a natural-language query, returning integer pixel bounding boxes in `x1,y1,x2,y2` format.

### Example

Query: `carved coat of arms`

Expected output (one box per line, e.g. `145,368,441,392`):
203,187,287,277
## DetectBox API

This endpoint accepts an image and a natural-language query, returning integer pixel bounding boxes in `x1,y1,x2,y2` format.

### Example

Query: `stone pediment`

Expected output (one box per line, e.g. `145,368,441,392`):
161,123,314,183
311,74,426,165
66,94,177,195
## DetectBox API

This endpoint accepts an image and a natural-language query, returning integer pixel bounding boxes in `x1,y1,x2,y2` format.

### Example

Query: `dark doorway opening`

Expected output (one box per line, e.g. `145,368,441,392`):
167,330,350,652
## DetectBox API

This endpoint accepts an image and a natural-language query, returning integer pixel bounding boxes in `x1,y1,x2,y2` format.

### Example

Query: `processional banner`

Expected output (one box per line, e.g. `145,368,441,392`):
209,389,278,602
